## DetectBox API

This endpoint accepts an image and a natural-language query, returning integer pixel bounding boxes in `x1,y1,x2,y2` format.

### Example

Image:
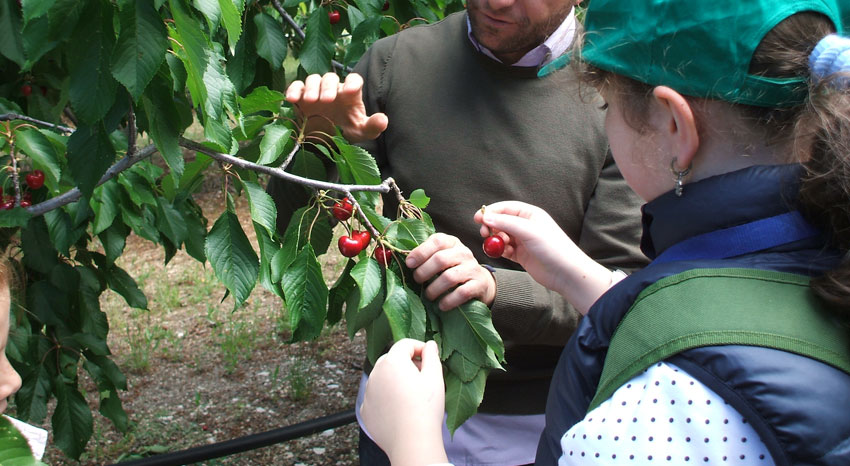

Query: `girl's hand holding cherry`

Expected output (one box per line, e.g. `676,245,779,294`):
475,202,621,315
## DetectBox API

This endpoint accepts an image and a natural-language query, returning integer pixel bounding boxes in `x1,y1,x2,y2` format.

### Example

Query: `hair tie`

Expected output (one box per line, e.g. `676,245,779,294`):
809,34,850,86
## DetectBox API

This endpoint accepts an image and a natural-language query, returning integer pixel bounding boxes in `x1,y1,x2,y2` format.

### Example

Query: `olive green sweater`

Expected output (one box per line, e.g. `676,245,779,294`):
268,12,647,414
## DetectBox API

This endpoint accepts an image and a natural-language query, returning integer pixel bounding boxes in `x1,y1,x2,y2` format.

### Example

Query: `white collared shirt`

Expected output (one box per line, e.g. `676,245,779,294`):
466,8,577,67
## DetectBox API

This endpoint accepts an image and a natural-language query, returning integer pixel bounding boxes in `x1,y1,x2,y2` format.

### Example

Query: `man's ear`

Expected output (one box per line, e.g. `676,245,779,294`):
652,86,699,168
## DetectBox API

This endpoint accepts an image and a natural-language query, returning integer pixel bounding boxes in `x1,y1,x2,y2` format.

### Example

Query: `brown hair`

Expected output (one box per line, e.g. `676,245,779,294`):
578,12,850,306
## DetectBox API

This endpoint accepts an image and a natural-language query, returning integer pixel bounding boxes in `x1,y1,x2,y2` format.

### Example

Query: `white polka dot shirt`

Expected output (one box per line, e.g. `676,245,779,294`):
559,361,774,464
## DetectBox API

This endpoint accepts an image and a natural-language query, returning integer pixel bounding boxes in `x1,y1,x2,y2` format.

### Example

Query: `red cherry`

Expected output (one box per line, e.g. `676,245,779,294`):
25,170,45,190
338,235,362,257
328,10,341,24
353,230,371,248
332,197,354,221
22,192,31,202
20,84,32,97
374,246,393,267
382,1,390,10
19,200,30,207
483,235,505,258
0,199,13,210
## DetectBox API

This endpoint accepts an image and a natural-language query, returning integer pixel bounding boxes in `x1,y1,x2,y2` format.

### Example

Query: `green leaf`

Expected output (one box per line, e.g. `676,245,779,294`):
91,182,121,236
22,0,57,24
0,416,42,465
254,220,282,297
111,0,168,100
329,260,356,327
333,136,381,185
192,0,220,31
0,1,25,67
275,206,332,276
453,300,505,363
117,171,158,208
106,264,148,310
201,45,238,123
77,266,109,339
346,276,385,339
99,221,130,264
239,86,285,115
258,123,293,166
300,7,335,75
382,270,426,341
22,216,59,275
408,189,431,209
0,208,33,228
281,244,328,341
15,361,51,423
67,0,118,124
253,12,287,70
142,80,186,181
14,128,62,191
226,21,255,93
155,197,189,247
345,15,382,65
445,351,481,383
46,0,84,42
386,218,435,250
444,368,487,434
67,124,116,199
366,312,392,365
241,179,277,236
205,208,259,306
351,257,382,310
52,379,93,460
168,0,210,113
44,208,79,257
21,15,57,70
178,201,208,263
218,0,242,53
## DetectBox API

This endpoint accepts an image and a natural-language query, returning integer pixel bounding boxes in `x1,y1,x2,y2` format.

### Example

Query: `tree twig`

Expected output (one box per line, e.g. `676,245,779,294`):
179,138,391,194
25,144,158,217
0,113,74,134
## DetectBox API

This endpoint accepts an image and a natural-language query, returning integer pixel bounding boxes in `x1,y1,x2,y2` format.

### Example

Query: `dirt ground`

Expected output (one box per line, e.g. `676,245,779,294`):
28,189,368,465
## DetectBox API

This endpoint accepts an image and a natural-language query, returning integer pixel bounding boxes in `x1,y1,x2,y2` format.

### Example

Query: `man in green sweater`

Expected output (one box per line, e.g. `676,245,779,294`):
268,0,647,464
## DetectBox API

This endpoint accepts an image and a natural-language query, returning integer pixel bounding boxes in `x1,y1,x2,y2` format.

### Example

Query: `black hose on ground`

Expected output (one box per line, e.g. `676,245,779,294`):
110,409,357,466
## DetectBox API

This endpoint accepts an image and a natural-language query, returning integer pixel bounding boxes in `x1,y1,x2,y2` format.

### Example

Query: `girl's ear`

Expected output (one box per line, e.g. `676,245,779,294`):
652,86,700,168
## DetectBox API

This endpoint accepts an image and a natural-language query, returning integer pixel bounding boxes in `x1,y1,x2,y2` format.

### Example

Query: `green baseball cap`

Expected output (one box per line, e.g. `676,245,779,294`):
540,0,845,107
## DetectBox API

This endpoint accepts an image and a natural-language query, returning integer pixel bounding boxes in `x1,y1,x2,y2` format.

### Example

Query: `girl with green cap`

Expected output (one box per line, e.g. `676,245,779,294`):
360,1,850,464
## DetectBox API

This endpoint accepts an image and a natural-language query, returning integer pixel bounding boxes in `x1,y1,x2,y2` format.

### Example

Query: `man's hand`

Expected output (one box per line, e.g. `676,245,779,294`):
285,72,388,143
405,233,497,310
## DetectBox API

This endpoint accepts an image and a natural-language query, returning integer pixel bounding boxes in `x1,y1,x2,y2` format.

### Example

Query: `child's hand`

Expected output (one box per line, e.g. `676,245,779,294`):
475,201,616,314
360,339,448,466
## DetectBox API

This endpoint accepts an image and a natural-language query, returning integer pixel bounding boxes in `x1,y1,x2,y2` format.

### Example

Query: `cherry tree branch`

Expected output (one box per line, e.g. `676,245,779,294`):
26,144,159,217
178,138,392,194
270,0,354,74
0,113,74,134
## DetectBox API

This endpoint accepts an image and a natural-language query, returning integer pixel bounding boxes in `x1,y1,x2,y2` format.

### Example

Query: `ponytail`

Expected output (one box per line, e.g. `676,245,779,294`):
749,16,850,307
798,58,850,306
739,14,850,307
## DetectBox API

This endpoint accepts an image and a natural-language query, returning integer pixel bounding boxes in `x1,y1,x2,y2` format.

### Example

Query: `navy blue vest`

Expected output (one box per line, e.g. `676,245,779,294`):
535,165,850,466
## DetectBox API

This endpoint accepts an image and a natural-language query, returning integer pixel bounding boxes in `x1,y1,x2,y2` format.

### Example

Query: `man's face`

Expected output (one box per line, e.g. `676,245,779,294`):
467,0,574,64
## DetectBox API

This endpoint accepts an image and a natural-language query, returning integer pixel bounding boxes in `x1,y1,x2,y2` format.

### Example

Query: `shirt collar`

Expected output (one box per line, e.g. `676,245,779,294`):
466,8,576,67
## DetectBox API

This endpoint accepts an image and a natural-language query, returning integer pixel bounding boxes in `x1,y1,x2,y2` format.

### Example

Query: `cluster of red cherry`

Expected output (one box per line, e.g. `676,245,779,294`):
332,197,393,266
1,169,44,210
